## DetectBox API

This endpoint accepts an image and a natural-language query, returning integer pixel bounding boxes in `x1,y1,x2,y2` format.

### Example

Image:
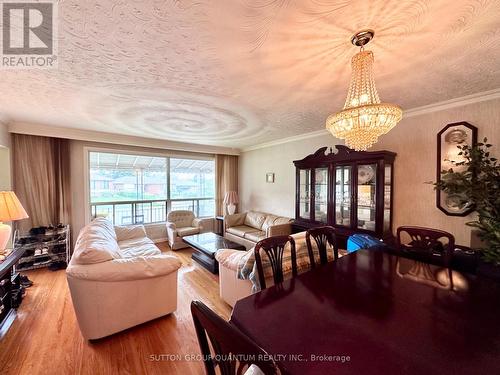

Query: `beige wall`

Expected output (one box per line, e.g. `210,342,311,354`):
69,140,215,242
0,122,10,148
0,147,12,191
239,99,500,246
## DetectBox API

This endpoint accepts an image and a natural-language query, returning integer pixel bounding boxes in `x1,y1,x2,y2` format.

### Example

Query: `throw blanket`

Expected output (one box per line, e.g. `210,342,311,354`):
216,232,346,291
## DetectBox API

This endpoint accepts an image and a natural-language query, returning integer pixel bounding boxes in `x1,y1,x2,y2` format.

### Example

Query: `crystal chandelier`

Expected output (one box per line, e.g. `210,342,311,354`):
326,30,402,151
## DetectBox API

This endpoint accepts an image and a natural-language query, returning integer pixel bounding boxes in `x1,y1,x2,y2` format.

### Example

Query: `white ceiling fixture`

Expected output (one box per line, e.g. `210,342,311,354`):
326,30,402,151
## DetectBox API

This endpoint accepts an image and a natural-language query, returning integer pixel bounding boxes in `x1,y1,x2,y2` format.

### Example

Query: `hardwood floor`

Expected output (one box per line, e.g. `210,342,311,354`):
0,243,232,375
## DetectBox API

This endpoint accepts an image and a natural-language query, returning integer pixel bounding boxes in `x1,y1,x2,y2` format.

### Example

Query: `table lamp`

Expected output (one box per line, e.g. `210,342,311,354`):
0,191,29,255
223,191,239,215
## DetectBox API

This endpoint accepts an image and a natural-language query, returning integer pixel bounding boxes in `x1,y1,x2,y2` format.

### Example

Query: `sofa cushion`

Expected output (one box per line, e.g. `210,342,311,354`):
72,219,122,265
273,216,293,225
262,215,292,231
177,226,200,237
118,236,155,248
244,230,266,243
118,237,161,258
114,224,147,242
244,211,266,229
226,225,260,238
121,245,162,258
261,215,278,231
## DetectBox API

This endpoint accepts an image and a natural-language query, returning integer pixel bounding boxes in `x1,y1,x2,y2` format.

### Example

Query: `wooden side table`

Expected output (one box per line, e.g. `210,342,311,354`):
215,216,224,235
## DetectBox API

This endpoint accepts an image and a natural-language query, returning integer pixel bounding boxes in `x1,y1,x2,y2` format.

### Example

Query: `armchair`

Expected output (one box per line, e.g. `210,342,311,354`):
166,210,203,250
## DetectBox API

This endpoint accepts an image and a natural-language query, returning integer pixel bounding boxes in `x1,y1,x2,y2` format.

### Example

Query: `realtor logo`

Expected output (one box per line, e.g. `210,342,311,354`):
1,1,57,68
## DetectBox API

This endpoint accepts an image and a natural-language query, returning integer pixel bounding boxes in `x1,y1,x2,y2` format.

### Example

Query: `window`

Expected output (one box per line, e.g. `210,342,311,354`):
170,158,215,217
89,151,215,225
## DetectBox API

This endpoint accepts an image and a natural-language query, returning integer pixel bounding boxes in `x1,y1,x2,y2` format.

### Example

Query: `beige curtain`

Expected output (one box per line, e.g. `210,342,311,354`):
12,134,71,232
215,154,238,216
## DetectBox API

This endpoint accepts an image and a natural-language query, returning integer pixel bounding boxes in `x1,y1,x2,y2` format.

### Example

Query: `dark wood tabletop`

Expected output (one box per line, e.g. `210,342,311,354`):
230,249,500,375
183,232,245,256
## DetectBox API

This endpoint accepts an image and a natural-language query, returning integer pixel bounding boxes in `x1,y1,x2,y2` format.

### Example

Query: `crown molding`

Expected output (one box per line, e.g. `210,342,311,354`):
242,88,500,152
403,88,500,118
8,122,240,155
242,129,329,152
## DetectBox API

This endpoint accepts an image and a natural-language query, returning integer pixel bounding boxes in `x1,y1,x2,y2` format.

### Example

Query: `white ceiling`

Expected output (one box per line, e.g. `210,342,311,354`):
2,0,500,149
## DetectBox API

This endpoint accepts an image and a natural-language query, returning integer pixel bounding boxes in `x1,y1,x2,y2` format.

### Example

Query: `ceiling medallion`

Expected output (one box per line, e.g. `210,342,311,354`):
326,29,402,151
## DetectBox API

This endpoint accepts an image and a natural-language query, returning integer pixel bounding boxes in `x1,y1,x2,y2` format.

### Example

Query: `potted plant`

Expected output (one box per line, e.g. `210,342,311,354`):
433,138,500,278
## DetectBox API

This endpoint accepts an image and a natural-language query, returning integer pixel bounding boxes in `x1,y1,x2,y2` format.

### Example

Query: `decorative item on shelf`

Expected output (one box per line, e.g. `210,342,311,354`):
357,165,375,184
436,122,478,216
223,191,239,215
326,29,402,151
0,191,29,257
266,173,275,183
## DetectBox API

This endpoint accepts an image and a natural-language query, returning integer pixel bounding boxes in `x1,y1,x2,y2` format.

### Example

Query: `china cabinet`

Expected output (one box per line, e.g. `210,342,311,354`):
293,146,396,247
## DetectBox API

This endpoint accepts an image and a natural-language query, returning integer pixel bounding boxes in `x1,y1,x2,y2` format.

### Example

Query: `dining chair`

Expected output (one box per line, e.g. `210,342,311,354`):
306,226,338,268
191,300,278,375
254,235,297,290
396,226,455,268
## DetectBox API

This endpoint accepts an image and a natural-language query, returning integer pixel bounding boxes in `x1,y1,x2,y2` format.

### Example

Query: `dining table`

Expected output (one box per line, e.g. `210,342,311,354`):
230,249,500,375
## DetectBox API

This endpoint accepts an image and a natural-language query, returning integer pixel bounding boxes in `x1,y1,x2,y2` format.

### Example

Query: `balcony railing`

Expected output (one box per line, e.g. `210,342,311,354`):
90,198,215,225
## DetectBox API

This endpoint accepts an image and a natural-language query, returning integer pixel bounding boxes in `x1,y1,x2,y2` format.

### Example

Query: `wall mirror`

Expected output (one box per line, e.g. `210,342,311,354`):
436,121,478,216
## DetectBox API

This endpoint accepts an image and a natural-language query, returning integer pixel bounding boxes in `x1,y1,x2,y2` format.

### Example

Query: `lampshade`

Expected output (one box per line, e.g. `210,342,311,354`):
223,191,239,205
0,191,29,222
326,31,402,151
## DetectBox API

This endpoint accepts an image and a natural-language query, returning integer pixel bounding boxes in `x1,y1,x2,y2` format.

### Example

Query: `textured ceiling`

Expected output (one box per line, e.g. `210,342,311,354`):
1,0,500,148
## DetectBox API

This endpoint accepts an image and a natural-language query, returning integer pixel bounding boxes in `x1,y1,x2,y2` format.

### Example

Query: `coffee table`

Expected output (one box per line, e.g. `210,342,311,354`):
183,232,246,274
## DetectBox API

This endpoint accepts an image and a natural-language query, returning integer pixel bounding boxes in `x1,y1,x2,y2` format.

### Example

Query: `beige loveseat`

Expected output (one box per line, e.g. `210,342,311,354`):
224,211,293,249
66,218,182,340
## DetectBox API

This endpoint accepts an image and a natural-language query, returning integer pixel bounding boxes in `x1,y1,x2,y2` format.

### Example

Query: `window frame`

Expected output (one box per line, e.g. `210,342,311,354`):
84,146,215,225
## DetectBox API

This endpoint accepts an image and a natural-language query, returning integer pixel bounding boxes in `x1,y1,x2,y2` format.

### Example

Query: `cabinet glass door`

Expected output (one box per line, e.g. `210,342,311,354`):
335,166,351,226
357,163,377,231
314,168,328,223
299,169,311,220
383,164,392,232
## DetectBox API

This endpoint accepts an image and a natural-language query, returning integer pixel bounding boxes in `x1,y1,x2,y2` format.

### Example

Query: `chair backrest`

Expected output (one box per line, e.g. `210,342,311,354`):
254,235,297,290
396,226,455,267
191,300,277,375
306,226,338,268
167,210,195,227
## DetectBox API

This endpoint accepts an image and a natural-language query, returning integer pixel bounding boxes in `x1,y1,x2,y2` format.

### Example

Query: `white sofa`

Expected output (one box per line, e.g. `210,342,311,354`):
224,211,293,249
66,218,182,340
166,210,206,250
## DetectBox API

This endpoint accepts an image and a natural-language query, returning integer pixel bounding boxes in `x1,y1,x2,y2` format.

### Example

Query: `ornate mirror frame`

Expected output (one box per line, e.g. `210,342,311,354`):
436,121,478,216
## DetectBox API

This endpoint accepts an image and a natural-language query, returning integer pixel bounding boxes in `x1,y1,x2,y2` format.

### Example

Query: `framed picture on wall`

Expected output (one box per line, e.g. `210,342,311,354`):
266,173,275,183
436,121,478,216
